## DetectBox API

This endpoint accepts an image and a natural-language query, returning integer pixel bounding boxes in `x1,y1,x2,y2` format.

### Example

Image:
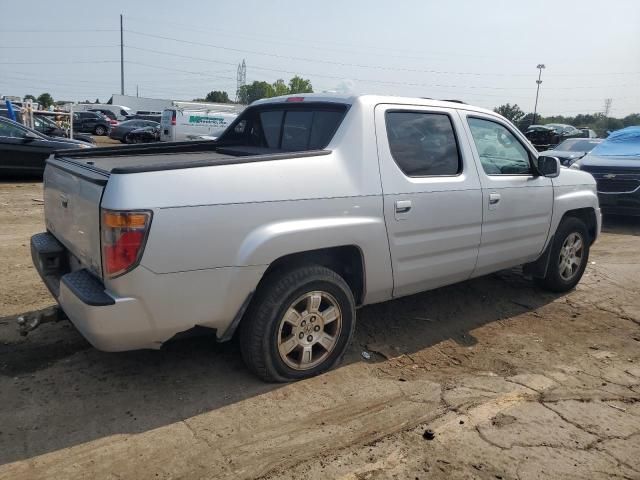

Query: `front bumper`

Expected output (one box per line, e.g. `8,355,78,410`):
598,190,640,216
31,232,155,351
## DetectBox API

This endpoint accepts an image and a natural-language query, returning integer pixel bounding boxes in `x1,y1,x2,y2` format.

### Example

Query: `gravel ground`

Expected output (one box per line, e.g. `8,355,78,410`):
1,180,639,480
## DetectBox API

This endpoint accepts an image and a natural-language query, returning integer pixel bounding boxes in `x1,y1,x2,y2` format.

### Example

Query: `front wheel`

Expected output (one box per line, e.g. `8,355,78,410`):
535,217,590,292
239,265,356,382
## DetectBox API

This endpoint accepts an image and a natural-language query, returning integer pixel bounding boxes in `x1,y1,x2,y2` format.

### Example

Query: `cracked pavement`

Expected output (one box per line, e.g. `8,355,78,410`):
1,182,639,479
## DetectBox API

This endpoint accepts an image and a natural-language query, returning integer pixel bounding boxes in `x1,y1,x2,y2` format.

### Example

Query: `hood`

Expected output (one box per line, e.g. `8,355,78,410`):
553,163,597,187
539,149,585,159
576,154,640,171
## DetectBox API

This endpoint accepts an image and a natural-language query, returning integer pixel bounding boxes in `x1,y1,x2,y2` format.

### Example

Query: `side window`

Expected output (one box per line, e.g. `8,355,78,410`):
385,111,461,176
467,117,532,175
0,121,28,138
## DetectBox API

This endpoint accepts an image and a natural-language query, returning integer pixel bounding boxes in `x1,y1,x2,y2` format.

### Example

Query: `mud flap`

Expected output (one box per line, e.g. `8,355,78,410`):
523,235,554,279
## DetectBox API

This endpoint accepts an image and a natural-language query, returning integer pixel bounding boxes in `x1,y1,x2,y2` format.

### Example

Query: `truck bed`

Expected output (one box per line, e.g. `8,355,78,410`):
53,143,329,175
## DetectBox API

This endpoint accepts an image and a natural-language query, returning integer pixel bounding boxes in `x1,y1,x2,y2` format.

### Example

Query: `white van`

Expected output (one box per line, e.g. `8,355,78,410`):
74,104,132,121
160,108,238,142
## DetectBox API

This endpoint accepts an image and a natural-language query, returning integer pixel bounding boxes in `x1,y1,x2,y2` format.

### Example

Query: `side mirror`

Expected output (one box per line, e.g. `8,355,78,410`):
23,131,40,142
537,155,560,178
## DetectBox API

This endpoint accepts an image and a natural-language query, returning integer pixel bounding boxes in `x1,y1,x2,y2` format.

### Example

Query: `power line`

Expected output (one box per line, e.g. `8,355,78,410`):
122,16,640,75
124,60,236,80
127,29,593,79
120,44,636,93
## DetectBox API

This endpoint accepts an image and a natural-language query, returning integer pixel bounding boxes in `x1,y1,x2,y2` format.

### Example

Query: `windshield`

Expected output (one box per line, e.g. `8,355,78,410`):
555,139,602,152
589,127,640,157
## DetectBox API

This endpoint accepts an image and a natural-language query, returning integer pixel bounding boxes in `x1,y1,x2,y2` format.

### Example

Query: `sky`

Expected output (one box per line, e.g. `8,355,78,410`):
1,0,639,117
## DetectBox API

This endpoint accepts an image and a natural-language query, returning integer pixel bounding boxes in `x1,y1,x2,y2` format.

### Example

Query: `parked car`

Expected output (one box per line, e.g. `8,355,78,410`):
74,103,132,121
108,119,160,143
525,123,583,151
579,128,598,138
87,108,120,128
571,126,640,216
539,138,603,166
31,94,600,381
126,125,160,143
32,115,96,145
127,114,161,123
160,108,237,142
0,117,92,174
72,111,111,136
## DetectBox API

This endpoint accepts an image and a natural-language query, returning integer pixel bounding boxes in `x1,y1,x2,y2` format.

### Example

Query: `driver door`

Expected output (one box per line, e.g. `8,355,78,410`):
459,112,553,276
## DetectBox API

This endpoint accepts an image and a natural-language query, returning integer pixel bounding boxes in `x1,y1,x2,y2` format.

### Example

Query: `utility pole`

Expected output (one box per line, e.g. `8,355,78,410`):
532,64,545,126
235,59,246,103
136,84,139,97
603,98,612,117
120,14,125,95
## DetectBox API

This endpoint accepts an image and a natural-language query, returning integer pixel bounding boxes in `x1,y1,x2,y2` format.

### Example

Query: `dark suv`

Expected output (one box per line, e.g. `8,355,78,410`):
72,111,111,136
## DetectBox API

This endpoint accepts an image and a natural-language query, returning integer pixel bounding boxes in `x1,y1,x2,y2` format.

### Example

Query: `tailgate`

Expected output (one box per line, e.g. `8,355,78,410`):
43,158,108,277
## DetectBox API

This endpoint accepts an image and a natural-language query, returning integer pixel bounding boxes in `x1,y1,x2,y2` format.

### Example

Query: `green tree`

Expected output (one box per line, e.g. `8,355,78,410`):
238,81,275,104
288,76,313,94
24,94,37,102
37,93,54,109
272,79,289,97
204,90,231,103
494,103,525,124
622,113,640,127
516,113,537,132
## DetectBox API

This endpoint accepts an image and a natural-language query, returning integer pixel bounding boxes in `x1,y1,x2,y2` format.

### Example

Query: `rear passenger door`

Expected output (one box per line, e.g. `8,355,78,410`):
460,113,553,276
375,105,483,297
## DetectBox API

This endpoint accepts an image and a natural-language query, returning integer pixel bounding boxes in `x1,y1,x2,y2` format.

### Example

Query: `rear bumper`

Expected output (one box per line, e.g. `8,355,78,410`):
31,232,155,351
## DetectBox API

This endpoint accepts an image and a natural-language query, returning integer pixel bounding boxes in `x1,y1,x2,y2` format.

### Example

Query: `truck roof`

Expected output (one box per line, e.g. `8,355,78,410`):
251,93,496,116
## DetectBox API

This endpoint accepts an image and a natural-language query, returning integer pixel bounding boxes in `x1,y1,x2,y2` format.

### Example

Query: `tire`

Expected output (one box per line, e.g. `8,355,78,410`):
94,125,106,136
239,265,356,382
535,217,590,292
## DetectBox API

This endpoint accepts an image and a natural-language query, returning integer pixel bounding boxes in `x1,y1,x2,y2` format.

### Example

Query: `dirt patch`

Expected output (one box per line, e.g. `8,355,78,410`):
0,180,639,479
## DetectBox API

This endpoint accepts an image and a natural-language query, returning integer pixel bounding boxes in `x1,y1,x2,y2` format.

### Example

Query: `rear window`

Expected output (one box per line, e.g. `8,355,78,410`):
161,110,175,125
219,103,347,151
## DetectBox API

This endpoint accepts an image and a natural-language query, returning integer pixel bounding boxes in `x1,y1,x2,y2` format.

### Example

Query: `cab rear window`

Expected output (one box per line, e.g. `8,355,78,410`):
219,103,347,151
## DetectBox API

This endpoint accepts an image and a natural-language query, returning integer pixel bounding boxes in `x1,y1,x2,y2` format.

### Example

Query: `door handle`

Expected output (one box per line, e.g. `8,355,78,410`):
489,193,501,205
395,200,412,213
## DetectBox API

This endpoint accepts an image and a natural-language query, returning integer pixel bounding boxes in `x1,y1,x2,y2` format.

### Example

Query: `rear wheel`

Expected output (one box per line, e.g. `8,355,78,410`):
94,125,106,136
239,265,356,382
535,217,590,292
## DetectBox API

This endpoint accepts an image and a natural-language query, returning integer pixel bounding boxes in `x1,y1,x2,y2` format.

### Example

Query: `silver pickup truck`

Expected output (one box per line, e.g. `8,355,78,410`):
31,94,601,381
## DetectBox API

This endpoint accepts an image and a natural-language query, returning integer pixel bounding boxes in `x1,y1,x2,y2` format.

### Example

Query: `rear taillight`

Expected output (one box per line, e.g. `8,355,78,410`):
101,209,152,278
171,112,176,125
